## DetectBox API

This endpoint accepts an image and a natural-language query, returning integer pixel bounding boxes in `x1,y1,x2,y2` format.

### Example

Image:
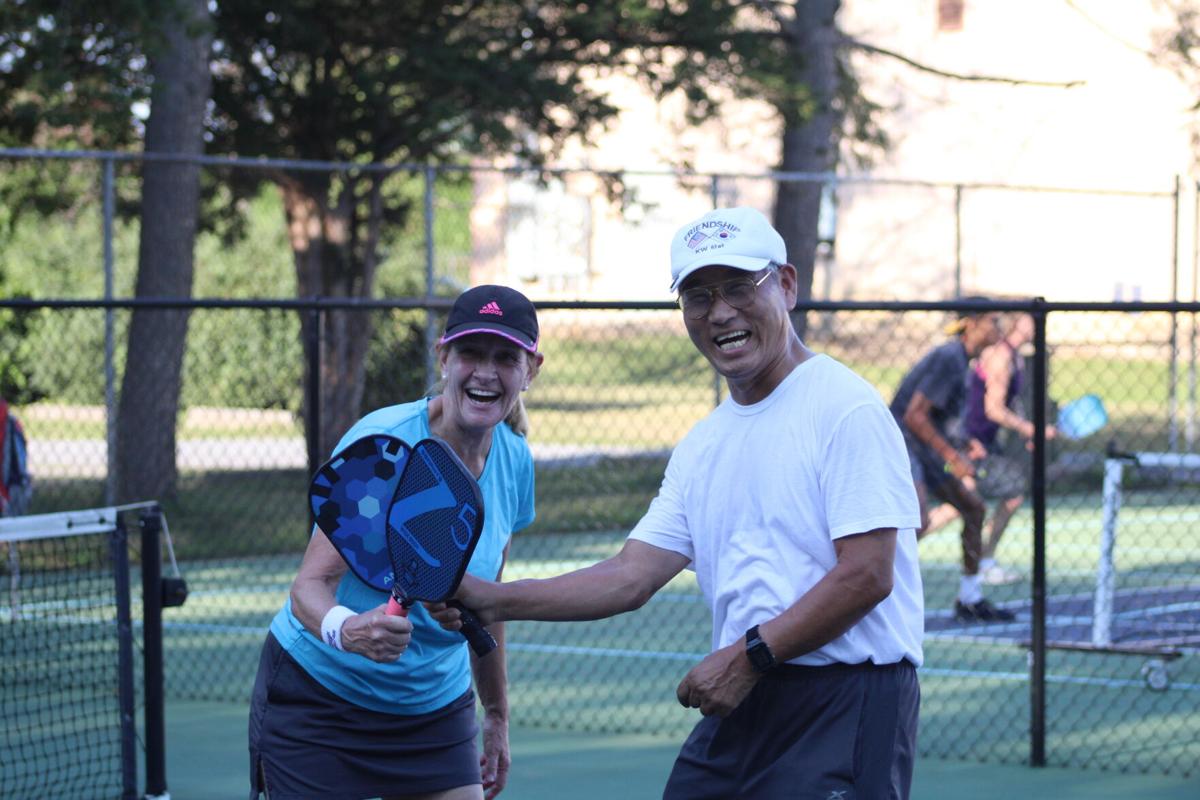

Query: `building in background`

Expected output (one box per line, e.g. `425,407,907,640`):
470,1,1196,306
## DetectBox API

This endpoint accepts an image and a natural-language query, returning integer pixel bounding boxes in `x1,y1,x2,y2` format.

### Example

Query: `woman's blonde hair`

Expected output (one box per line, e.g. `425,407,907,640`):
430,341,540,437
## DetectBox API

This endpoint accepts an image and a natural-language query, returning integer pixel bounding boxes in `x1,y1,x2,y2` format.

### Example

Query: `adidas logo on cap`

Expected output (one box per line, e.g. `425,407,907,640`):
442,284,539,352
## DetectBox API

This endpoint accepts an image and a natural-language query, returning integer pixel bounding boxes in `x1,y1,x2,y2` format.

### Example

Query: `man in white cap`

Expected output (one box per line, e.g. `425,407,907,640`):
431,207,924,798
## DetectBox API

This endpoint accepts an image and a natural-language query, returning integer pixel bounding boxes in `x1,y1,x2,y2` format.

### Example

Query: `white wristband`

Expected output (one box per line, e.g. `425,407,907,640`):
321,605,356,651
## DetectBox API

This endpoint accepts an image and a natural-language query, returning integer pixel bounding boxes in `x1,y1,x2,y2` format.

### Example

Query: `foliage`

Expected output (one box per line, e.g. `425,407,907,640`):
0,1,154,231
205,1,668,166
0,1,153,147
0,303,40,403
1154,2,1200,154
361,310,429,414
540,330,708,387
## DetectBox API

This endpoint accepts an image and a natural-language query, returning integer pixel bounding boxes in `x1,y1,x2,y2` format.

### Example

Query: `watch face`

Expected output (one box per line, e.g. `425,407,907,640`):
746,625,775,672
748,640,775,671
748,645,766,668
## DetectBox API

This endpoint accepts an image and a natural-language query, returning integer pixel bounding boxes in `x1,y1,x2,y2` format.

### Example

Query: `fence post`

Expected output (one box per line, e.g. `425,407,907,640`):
953,184,963,298
1029,297,1048,768
709,174,722,409
424,165,438,388
305,306,322,479
1189,180,1200,449
103,158,117,505
1169,175,1182,451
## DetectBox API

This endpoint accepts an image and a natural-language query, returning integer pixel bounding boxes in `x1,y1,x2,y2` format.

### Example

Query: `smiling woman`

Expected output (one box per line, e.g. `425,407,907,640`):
434,285,544,442
248,284,545,800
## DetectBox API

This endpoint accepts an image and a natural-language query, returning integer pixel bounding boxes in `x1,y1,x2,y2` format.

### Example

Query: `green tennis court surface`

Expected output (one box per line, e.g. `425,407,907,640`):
166,699,1200,799
147,490,1198,777
5,487,1198,795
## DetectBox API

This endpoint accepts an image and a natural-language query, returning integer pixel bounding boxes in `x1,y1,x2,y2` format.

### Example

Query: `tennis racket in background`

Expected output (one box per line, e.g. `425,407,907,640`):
308,434,496,656
384,437,496,657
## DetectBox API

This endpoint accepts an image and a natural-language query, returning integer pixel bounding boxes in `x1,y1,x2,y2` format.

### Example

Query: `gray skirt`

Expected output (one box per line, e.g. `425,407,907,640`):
248,632,480,800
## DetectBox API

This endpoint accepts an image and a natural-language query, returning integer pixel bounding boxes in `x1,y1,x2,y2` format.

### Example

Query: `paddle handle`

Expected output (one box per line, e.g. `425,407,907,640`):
385,595,496,657
452,600,498,658
386,595,408,616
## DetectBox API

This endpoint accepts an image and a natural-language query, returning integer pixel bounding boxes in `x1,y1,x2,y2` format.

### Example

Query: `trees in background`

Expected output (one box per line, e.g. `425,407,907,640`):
115,0,213,503
1155,2,1200,138
207,1,642,456
1,0,885,483
575,1,881,336
2,0,214,502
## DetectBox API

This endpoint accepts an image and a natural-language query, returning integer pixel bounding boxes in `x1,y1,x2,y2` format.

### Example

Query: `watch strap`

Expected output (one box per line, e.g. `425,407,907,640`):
745,623,777,673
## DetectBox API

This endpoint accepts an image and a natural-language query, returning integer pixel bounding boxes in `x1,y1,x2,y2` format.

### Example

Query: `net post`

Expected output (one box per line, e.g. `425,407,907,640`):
111,515,139,800
1092,458,1124,647
140,506,168,798
1029,297,1048,768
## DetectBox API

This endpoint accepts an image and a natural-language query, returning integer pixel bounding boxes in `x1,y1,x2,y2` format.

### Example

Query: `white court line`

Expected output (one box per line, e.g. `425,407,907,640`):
11,616,1193,693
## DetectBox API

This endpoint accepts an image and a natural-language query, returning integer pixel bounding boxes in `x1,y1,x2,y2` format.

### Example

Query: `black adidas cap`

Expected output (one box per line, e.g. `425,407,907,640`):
440,285,539,353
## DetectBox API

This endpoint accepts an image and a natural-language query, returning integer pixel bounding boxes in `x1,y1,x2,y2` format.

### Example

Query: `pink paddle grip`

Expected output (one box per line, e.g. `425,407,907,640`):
386,596,408,616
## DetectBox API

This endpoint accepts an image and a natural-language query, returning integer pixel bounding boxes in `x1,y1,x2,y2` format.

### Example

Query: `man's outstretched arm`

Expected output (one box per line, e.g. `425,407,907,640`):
429,539,691,625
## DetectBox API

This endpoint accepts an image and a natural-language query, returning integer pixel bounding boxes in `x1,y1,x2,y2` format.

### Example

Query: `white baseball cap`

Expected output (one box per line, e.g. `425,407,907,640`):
669,206,787,291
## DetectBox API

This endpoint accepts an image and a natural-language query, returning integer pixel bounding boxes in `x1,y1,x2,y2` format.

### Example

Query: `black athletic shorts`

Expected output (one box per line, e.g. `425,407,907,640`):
908,441,956,502
664,660,920,800
248,632,480,800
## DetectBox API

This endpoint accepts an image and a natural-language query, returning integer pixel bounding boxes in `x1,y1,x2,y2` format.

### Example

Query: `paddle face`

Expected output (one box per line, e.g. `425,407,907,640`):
386,437,496,657
1058,394,1108,440
974,453,1027,500
385,437,485,603
309,434,411,592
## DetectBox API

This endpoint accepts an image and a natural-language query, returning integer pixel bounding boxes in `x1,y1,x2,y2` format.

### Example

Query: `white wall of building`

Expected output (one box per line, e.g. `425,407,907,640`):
472,1,1197,304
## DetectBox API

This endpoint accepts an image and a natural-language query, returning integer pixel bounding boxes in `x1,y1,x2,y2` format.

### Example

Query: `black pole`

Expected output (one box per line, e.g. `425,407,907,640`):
111,518,139,799
140,508,167,797
953,184,963,298
1169,174,1181,451
1029,298,1048,767
306,306,323,481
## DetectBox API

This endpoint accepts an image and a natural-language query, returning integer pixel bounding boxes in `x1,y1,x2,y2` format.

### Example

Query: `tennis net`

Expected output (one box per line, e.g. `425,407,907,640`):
0,506,167,800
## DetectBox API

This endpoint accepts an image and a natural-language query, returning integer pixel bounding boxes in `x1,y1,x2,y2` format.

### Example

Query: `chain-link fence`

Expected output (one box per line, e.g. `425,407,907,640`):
1,148,1187,308
1,297,1196,777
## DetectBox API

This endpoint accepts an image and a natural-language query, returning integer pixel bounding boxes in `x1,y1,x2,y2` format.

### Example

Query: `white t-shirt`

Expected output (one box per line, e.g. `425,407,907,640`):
629,354,924,667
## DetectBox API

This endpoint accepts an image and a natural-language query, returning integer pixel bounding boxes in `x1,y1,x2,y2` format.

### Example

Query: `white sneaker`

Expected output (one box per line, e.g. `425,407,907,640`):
983,563,1022,585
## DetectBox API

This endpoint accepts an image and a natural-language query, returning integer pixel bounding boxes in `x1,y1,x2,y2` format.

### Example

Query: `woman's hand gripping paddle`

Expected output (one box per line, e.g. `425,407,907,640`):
383,437,497,657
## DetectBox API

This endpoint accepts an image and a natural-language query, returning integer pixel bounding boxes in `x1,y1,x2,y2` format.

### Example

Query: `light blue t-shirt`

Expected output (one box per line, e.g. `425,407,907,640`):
269,398,535,714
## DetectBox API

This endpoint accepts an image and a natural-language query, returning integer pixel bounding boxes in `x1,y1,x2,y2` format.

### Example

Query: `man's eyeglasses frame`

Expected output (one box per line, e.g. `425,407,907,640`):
676,265,778,320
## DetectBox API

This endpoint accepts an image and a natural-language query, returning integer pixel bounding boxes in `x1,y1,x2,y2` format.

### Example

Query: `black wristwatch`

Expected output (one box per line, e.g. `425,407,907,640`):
745,624,777,673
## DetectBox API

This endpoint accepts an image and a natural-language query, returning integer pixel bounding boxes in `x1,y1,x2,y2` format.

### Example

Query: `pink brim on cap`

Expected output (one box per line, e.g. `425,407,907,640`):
440,326,538,353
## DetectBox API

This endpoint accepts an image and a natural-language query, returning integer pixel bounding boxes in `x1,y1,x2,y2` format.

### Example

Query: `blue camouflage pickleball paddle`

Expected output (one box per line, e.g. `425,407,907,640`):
308,433,496,656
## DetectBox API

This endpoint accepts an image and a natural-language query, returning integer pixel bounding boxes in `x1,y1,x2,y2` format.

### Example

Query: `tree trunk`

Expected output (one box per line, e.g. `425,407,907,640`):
775,0,842,341
281,176,376,462
115,0,213,504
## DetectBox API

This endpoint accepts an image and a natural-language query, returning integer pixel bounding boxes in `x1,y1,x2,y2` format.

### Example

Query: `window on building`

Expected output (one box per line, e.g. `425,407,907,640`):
938,0,964,31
